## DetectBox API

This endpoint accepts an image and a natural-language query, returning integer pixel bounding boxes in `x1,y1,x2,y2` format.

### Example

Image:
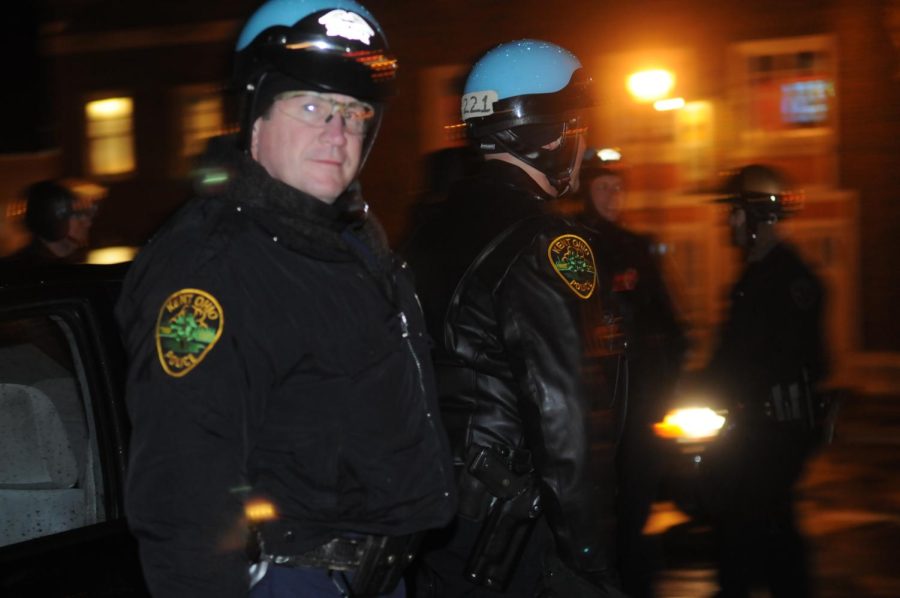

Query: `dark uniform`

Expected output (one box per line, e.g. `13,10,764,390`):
117,147,456,597
404,160,625,596
581,213,686,598
700,241,826,597
3,179,93,265
3,239,82,265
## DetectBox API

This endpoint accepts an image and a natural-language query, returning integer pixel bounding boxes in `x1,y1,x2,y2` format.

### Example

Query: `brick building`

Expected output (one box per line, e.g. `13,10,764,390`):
3,0,898,375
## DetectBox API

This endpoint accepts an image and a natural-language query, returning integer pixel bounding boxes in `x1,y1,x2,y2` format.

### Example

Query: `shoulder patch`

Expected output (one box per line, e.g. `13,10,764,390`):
156,289,224,378
547,234,597,299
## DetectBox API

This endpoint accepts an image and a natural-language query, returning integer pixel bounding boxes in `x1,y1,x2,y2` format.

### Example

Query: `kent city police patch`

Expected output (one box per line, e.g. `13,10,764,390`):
548,234,597,299
156,289,223,378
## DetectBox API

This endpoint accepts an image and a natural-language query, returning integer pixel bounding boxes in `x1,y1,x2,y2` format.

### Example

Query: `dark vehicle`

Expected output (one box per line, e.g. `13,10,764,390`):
0,263,149,596
653,396,729,516
652,387,841,517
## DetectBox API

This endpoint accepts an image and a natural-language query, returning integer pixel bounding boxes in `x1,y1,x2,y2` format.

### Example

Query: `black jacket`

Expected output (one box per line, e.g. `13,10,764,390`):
403,161,623,582
580,214,686,424
116,148,456,597
705,241,827,418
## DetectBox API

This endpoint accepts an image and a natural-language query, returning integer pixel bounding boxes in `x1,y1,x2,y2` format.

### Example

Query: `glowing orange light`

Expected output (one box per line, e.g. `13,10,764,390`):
626,69,675,103
244,500,278,522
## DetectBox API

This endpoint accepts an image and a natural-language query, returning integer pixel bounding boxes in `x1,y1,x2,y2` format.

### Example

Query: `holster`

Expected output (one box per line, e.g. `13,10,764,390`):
347,533,424,596
459,444,542,591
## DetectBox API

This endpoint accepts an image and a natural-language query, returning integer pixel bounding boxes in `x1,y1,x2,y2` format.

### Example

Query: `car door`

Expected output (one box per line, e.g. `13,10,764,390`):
0,272,148,596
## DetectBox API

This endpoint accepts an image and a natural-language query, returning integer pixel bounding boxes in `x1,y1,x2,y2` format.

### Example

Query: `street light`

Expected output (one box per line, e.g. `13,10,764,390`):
653,97,686,111
626,69,675,103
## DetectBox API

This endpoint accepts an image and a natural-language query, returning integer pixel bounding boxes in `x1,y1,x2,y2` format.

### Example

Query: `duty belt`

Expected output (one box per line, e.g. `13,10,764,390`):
267,534,416,571
261,532,423,596
763,377,816,427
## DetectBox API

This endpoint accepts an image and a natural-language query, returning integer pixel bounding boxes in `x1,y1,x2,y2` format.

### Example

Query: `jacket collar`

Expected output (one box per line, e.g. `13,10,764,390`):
478,159,555,201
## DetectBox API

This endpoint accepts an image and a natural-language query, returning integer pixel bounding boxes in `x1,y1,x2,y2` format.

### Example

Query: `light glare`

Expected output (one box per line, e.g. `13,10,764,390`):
654,97,686,111
654,407,726,441
86,97,132,119
85,246,138,265
627,69,675,103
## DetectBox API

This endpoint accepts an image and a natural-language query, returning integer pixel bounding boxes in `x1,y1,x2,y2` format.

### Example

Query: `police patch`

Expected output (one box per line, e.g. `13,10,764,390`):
156,289,224,378
548,234,597,299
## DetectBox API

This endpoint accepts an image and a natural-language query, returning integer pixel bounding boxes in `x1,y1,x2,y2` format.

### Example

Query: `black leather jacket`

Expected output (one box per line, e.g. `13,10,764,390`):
117,147,457,597
403,161,624,581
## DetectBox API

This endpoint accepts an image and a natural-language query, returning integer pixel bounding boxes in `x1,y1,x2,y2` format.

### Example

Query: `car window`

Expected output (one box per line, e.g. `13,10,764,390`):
0,314,106,547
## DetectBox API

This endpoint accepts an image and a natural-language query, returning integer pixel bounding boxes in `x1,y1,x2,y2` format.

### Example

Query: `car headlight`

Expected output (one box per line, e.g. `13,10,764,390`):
653,407,727,442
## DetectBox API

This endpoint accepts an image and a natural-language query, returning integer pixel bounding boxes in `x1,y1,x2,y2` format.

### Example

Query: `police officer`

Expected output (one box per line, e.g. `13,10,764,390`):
403,41,626,597
700,164,826,597
578,155,686,598
116,1,456,596
5,179,97,264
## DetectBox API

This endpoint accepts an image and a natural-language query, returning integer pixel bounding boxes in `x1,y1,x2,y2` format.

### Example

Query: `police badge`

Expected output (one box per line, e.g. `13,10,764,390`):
548,234,597,299
155,288,224,377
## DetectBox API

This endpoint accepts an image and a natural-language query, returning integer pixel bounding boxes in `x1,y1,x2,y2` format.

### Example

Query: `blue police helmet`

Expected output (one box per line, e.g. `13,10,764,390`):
461,39,593,137
460,40,594,197
233,0,397,150
236,0,382,51
234,0,396,103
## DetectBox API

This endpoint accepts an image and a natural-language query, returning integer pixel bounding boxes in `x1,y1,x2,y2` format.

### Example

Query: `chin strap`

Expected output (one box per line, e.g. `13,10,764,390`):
482,125,582,197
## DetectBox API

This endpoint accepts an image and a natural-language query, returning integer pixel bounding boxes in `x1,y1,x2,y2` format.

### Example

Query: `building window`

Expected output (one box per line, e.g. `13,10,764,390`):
733,36,837,138
180,89,224,159
85,97,135,176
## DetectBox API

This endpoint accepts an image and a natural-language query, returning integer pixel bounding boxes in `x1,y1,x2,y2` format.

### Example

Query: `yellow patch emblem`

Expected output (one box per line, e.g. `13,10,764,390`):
547,234,597,299
155,288,224,378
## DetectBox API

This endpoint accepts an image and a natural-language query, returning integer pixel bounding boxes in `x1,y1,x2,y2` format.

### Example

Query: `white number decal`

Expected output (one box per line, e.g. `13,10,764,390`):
461,90,498,120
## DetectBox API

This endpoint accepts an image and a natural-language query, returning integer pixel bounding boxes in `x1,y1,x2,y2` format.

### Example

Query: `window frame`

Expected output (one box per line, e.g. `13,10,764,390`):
0,290,128,554
171,83,228,176
730,34,839,151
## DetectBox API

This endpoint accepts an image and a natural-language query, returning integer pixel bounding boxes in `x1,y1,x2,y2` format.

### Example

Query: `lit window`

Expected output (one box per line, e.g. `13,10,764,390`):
181,93,224,158
85,97,135,176
735,36,837,136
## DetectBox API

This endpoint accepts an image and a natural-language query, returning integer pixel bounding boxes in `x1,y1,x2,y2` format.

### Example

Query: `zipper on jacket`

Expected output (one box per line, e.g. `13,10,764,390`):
400,307,453,500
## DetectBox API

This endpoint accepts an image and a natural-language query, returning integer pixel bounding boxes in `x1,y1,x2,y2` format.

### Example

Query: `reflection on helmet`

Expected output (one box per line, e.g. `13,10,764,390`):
233,0,397,158
579,146,622,184
461,40,595,197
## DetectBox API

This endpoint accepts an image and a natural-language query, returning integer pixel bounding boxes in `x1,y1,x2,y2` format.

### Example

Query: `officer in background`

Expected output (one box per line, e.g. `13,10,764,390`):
700,164,826,597
403,41,626,597
116,1,456,596
578,154,686,598
5,179,97,264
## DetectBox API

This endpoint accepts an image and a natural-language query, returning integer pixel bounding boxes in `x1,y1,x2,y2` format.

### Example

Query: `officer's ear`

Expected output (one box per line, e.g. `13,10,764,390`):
249,117,262,160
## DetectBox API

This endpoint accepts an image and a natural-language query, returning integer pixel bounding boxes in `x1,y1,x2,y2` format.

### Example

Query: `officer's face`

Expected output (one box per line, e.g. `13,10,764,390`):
729,206,750,248
65,201,97,249
251,91,365,204
589,175,624,222
66,213,92,248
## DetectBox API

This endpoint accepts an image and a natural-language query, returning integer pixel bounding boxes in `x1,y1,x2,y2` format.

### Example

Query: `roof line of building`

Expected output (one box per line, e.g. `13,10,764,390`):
41,19,242,56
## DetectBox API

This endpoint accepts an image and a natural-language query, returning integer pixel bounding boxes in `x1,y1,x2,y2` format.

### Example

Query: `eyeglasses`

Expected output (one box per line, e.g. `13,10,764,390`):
71,203,98,219
274,91,375,136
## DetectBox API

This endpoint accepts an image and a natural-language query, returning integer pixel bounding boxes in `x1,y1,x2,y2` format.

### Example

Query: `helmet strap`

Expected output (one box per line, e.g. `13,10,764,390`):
485,123,581,197
238,72,268,152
